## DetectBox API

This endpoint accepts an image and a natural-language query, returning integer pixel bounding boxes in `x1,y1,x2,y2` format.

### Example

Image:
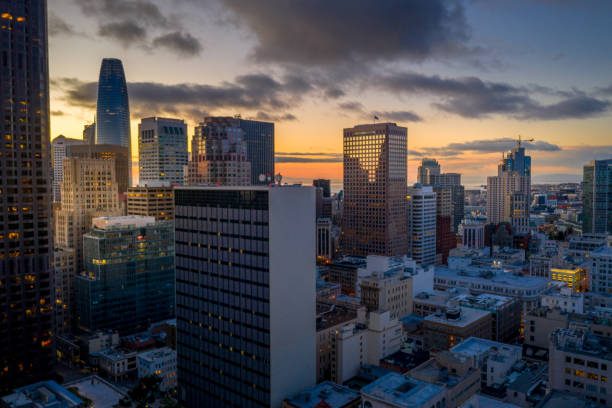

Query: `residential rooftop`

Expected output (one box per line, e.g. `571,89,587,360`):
2,381,83,408
137,347,175,363
63,376,126,408
361,372,443,408
435,266,549,290
550,328,612,361
451,337,521,359
284,381,360,408
424,307,490,328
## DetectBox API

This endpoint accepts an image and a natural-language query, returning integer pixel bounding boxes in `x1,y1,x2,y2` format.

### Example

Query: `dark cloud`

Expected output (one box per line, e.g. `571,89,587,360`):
338,102,364,112
98,20,147,46
51,110,65,116
325,88,345,99
52,74,306,121
409,137,561,158
276,152,342,157
373,110,422,122
253,112,297,122
76,0,170,27
217,0,471,66
378,72,611,120
152,32,203,56
598,85,612,96
48,12,77,36
275,155,342,164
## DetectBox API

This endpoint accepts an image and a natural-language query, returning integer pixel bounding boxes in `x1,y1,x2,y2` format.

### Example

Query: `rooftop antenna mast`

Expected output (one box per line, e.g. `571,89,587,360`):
517,134,534,148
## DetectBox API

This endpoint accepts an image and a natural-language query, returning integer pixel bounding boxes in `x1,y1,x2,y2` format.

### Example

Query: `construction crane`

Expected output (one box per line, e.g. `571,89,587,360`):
516,135,534,148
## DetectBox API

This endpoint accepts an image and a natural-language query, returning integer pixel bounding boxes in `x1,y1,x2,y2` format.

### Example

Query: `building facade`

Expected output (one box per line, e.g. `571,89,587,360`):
583,159,612,234
237,118,274,185
137,347,177,391
407,185,437,266
313,179,331,198
138,117,188,186
51,135,85,202
175,186,316,407
127,185,174,221
459,220,485,248
0,0,54,389
67,144,131,195
96,58,131,149
75,216,175,334
590,247,612,295
83,122,95,145
54,248,76,336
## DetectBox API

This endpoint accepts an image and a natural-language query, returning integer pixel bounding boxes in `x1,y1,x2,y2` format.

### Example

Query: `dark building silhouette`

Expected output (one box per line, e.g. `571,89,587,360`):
313,179,331,198
95,58,131,149
0,0,54,390
238,118,274,185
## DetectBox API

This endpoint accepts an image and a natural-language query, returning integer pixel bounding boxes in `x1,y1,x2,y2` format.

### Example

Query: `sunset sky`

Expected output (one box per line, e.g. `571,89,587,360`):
49,0,612,189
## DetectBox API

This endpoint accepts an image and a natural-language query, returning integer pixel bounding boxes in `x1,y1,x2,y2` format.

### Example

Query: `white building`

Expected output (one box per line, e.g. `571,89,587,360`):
137,347,177,391
138,117,188,186
459,220,485,248
361,372,445,408
316,217,333,261
51,135,85,202
590,247,612,295
541,287,584,314
407,184,437,266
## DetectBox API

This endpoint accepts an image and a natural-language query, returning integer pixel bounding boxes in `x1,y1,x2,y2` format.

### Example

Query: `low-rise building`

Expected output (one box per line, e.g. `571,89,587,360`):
97,348,139,382
1,381,83,408
137,347,177,391
361,372,446,408
550,267,587,292
451,294,521,343
541,287,584,314
328,257,367,296
423,307,492,350
283,381,361,408
591,247,612,295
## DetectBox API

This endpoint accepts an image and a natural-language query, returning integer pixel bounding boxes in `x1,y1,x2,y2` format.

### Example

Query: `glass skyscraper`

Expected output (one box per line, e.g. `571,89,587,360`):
95,58,131,149
583,159,612,234
237,119,274,185
0,0,54,390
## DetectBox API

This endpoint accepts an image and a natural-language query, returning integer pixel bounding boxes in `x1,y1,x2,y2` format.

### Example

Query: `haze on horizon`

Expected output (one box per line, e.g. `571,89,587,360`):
49,0,612,187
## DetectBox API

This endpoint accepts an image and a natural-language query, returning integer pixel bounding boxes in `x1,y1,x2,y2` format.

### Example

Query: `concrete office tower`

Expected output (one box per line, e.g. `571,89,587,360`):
55,157,122,274
138,117,188,186
407,185,437,266
342,123,408,257
187,117,251,185
583,159,612,234
459,220,486,248
0,0,54,389
434,186,456,264
237,118,274,185
83,122,95,145
417,158,441,184
96,58,130,148
313,179,331,198
67,144,130,194
487,146,531,234
75,216,175,334
175,186,316,407
590,247,612,294
54,248,76,336
127,185,174,221
52,135,85,202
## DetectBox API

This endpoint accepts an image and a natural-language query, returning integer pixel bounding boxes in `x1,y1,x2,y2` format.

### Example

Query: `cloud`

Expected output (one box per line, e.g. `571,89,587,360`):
275,151,342,163
48,12,77,36
373,110,422,122
98,20,147,46
598,85,612,96
253,112,297,122
51,110,65,116
378,72,611,120
338,102,364,112
216,0,472,66
76,0,170,27
409,137,561,158
152,32,203,56
52,74,307,121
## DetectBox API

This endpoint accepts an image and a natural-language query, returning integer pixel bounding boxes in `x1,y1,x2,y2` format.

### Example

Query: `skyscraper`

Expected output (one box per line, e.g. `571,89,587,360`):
95,58,131,149
407,184,437,266
418,158,464,232
583,159,612,234
51,135,85,202
417,158,441,185
0,0,54,389
342,123,408,256
83,122,95,145
67,144,130,195
127,185,175,221
313,179,331,198
138,117,188,186
487,145,531,234
175,186,316,407
187,117,251,185
237,118,274,185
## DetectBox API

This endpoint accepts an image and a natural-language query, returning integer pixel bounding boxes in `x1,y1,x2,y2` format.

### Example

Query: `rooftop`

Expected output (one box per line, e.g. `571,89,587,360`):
537,390,604,408
551,328,612,361
424,307,490,328
92,215,156,229
137,347,175,363
505,363,547,393
2,381,83,408
435,266,549,290
361,373,443,407
284,381,360,408
64,376,126,408
451,337,521,358
592,246,612,257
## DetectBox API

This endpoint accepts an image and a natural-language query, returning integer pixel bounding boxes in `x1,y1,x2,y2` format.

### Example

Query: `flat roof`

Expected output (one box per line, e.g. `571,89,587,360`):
424,307,490,328
92,215,156,229
435,266,548,289
361,372,442,407
64,376,126,408
285,381,360,408
175,185,311,191
537,390,601,408
451,337,521,357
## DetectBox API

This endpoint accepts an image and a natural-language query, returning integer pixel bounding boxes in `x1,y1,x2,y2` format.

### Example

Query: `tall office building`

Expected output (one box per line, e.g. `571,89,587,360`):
75,216,175,334
313,179,331,198
434,186,456,264
67,144,130,194
342,123,408,257
407,185,437,266
51,135,85,202
417,158,441,185
127,185,174,221
0,0,54,389
487,145,531,234
583,159,612,234
187,117,251,185
175,186,316,407
138,117,188,186
55,157,122,274
54,248,76,336
95,58,130,148
83,122,95,145
237,118,274,185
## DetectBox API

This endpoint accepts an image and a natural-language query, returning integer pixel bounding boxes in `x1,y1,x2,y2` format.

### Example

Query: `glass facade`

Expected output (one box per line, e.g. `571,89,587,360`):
175,189,272,407
75,219,175,334
342,123,408,256
0,0,54,390
95,58,131,149
583,160,612,234
138,117,188,186
237,119,274,185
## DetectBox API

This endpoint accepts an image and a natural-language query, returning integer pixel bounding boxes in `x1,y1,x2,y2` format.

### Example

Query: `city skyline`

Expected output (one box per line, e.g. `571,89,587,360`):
48,0,612,187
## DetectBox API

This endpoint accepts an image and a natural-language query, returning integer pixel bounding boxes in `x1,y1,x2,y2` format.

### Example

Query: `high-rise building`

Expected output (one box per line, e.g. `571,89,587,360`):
434,186,456,264
590,247,612,295
487,146,531,234
96,58,130,149
583,159,612,234
187,117,251,185
138,117,188,186
313,179,331,198
407,185,437,266
51,135,85,202
54,248,76,336
175,186,316,407
342,123,408,257
459,220,485,248
83,122,95,145
67,144,130,194
75,216,175,334
317,218,334,261
417,158,441,185
237,118,274,185
0,0,54,389
55,157,122,273
127,185,174,221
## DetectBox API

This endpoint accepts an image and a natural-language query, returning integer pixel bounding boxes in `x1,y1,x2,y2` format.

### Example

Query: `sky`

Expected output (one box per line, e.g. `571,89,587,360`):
49,0,612,189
